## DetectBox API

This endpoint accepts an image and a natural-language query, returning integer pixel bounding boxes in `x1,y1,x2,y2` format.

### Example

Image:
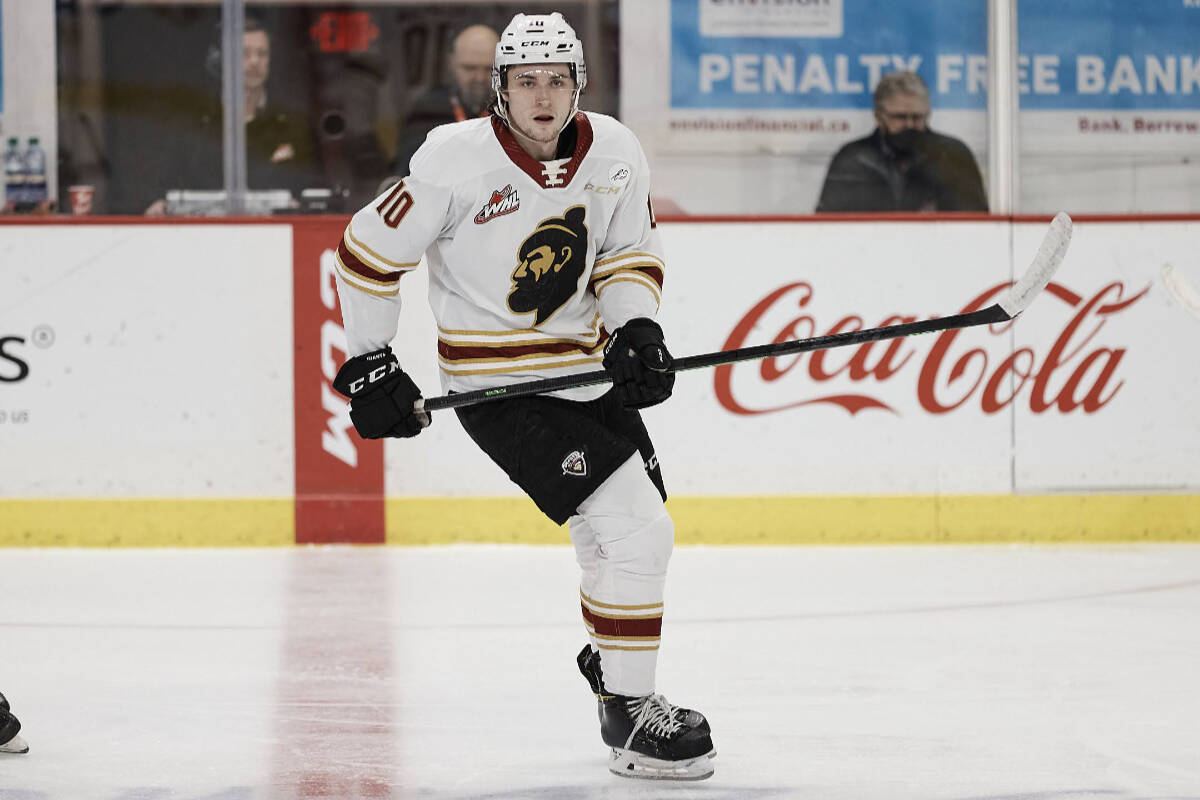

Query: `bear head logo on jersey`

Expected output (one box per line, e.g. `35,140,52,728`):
507,205,589,325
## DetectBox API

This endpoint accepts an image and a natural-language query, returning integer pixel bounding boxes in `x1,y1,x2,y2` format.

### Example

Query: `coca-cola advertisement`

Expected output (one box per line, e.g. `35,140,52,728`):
641,220,1199,495
365,218,1200,500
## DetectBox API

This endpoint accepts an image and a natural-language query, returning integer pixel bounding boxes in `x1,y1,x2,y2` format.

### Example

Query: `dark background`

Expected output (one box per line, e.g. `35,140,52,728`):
55,1,620,214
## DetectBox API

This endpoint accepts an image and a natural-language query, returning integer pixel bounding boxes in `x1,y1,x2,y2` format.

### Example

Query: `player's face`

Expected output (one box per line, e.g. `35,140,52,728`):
503,64,577,152
243,30,270,91
874,92,929,134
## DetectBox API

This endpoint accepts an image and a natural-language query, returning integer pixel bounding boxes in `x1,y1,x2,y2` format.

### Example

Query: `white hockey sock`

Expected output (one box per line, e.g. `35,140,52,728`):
568,515,602,654
572,454,674,697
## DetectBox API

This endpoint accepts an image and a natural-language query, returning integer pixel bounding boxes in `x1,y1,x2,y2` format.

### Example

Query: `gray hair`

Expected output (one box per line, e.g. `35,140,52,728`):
873,71,930,111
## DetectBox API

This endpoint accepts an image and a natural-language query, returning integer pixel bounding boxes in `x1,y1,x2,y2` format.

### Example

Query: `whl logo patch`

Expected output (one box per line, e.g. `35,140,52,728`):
561,449,588,477
475,184,520,224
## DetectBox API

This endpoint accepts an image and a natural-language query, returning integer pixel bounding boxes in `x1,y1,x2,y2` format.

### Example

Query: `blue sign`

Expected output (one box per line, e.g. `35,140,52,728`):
1018,0,1200,110
671,0,1200,112
671,0,989,111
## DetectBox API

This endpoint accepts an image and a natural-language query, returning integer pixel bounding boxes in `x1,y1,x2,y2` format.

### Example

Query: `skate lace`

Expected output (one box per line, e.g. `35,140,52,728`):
629,693,684,740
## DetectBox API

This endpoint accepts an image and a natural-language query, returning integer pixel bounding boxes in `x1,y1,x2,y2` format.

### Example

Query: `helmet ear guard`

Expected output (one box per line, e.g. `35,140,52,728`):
491,12,586,126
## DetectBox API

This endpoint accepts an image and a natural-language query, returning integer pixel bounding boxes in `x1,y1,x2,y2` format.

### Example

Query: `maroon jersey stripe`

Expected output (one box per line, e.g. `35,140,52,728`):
338,239,403,283
438,336,607,362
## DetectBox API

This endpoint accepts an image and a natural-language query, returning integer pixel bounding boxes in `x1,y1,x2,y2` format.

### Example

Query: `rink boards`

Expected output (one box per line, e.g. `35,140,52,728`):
1,216,1198,545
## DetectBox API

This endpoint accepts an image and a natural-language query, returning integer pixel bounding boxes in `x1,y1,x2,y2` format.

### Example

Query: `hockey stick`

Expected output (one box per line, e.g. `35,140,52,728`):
1161,264,1200,320
418,212,1073,414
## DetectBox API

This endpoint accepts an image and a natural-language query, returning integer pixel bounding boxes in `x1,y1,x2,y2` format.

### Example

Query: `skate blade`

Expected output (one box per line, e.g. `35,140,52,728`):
608,746,715,781
0,734,29,754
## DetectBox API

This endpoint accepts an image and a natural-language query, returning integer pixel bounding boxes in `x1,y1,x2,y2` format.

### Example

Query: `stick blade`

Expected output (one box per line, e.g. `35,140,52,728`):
999,212,1073,318
1162,263,1200,319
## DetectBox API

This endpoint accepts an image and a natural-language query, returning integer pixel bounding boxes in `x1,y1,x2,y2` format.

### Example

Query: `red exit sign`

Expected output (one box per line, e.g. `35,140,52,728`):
309,11,380,54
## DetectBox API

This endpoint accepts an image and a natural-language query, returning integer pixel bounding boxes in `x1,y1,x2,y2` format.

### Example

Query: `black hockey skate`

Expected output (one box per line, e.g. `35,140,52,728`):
576,645,714,779
0,692,28,755
600,692,715,780
576,645,710,734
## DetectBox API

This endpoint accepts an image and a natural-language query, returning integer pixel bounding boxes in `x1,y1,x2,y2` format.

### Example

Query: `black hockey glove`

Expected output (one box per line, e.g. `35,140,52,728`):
332,346,430,439
602,318,675,409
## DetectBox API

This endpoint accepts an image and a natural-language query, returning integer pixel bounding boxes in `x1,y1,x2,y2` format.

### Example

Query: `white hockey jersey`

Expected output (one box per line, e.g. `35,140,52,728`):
333,112,665,402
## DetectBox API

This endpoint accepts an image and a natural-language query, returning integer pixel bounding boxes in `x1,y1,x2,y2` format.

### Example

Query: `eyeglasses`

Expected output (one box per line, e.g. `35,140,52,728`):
879,110,929,124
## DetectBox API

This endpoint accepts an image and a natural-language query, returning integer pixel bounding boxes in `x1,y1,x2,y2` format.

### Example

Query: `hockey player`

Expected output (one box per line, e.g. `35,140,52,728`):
331,11,714,781
0,692,29,754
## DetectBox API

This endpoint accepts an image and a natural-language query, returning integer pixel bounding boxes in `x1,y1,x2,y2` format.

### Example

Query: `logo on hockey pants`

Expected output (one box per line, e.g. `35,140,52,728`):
561,450,588,477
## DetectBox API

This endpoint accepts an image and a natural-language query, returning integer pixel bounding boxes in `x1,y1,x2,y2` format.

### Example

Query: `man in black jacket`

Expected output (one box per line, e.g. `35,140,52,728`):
392,24,500,176
144,17,321,214
817,71,987,213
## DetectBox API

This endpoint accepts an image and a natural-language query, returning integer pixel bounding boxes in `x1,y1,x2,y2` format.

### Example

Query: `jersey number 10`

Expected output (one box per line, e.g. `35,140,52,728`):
376,180,415,228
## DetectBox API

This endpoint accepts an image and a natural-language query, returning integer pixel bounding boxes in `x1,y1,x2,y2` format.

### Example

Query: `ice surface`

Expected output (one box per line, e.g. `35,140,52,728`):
1,544,1198,799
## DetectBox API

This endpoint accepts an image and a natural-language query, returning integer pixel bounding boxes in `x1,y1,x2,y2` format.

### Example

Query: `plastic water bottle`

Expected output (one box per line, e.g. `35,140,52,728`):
3,137,24,209
23,137,48,209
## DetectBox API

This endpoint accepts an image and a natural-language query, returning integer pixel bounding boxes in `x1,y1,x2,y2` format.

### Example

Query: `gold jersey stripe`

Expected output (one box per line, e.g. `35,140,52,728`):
585,622,663,636
591,262,666,283
344,225,421,270
439,354,604,376
581,590,664,612
596,643,660,652
595,250,666,269
594,275,662,303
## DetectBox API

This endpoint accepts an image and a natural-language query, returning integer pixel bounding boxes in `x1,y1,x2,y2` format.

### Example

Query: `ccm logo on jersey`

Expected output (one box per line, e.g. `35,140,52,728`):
475,184,520,224
585,182,623,195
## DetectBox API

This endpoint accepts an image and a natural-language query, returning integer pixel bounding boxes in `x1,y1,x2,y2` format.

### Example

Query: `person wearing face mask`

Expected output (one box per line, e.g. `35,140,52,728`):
816,71,988,213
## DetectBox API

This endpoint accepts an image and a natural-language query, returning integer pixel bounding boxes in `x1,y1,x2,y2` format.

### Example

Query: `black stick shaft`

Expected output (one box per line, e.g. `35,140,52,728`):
422,303,1011,413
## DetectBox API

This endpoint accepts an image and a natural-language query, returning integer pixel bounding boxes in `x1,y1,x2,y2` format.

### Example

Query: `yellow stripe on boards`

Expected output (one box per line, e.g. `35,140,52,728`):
3,495,1196,547
0,499,293,547
386,497,564,545
387,495,1200,545
667,495,1200,544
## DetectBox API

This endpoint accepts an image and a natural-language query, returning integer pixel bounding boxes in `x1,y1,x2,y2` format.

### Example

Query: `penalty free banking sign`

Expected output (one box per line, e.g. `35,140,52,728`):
666,0,1200,154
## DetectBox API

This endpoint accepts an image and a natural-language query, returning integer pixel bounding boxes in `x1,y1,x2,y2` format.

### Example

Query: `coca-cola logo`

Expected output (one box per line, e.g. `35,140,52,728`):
715,280,1148,416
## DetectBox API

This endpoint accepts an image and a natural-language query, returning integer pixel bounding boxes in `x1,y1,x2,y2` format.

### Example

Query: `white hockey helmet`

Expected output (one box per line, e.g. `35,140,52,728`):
491,12,587,123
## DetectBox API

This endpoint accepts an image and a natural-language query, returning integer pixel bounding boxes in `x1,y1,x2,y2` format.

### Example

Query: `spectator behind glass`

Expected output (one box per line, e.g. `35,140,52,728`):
816,71,987,213
391,24,499,176
145,17,319,214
